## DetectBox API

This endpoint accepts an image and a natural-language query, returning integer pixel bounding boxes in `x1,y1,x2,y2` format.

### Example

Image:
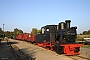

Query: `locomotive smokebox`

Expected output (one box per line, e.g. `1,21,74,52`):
59,22,65,30
65,20,71,29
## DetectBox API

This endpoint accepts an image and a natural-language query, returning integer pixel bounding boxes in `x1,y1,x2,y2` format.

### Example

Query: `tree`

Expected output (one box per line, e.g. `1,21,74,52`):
0,28,3,37
18,30,23,34
88,30,90,34
4,31,10,37
0,28,2,32
14,28,23,35
36,30,41,34
14,28,18,35
82,31,88,35
31,28,41,34
0,28,23,38
82,30,90,35
31,28,37,34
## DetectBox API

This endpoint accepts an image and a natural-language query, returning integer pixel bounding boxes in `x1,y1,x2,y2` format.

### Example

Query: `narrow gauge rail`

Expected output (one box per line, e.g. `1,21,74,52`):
68,55,90,60
9,44,21,60
7,40,36,60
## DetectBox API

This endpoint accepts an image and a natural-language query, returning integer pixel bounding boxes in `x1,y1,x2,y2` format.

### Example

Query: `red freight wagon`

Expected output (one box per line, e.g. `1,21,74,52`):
16,34,26,40
16,33,36,43
24,33,28,41
19,34,21,40
23,33,30,41
16,34,21,40
21,34,24,40
27,34,32,42
30,34,36,43
16,34,18,40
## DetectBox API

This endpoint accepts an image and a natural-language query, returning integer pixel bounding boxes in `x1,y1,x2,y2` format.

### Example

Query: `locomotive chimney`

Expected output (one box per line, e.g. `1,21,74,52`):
58,22,65,30
65,20,71,29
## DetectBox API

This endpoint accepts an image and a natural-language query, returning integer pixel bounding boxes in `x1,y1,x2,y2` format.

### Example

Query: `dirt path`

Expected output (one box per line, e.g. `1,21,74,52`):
79,48,90,59
9,39,73,60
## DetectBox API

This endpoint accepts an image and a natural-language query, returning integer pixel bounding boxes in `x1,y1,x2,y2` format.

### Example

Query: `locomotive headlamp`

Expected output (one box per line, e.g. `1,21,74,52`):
64,38,65,39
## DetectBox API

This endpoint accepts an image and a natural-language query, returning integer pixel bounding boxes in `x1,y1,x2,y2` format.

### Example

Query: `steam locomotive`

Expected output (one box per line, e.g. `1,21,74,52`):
36,20,83,55
16,20,83,55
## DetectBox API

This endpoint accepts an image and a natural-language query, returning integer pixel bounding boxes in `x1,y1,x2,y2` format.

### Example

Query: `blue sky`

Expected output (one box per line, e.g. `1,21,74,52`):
0,0,90,33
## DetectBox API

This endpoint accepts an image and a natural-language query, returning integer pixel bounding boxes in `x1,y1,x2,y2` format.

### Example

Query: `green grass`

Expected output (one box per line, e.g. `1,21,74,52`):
77,35,90,41
82,45,90,49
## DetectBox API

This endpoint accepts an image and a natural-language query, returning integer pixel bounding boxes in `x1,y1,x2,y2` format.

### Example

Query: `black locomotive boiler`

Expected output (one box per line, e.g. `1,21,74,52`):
36,20,83,55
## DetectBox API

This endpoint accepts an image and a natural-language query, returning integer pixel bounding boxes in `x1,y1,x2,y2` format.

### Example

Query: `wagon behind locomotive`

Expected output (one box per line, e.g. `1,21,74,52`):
16,33,36,43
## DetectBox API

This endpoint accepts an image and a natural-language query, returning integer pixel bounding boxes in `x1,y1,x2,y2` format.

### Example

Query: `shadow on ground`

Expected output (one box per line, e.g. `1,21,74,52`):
0,41,15,60
20,47,37,59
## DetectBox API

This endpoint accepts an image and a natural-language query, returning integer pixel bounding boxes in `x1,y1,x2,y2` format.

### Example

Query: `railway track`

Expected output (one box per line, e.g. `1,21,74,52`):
7,40,36,60
9,44,21,60
68,55,90,60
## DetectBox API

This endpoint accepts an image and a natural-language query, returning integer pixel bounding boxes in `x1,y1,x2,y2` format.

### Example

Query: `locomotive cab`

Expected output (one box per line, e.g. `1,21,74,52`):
43,25,57,42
